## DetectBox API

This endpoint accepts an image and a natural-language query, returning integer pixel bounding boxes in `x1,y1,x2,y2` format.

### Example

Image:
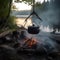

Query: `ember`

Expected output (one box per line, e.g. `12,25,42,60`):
23,38,37,49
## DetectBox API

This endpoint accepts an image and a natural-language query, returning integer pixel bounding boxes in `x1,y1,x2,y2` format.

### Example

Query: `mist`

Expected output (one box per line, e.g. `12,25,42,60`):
32,0,60,31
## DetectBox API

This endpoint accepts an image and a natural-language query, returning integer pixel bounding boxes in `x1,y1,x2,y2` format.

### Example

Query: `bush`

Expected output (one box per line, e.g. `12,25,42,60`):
7,16,17,29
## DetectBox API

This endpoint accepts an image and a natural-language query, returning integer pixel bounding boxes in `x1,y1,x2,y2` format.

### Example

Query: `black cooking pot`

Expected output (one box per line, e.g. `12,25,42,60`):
28,26,40,34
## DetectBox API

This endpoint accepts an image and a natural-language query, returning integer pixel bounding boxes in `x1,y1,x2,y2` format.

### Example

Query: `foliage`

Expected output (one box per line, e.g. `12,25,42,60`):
12,5,17,9
7,16,17,29
0,0,10,18
0,0,17,32
16,0,33,3
36,2,48,11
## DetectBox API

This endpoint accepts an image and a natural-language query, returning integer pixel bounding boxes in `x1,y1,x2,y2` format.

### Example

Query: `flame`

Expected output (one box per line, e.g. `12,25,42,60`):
24,38,37,48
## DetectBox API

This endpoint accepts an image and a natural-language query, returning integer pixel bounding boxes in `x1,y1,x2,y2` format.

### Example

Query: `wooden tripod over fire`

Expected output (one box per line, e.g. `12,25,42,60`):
24,0,42,26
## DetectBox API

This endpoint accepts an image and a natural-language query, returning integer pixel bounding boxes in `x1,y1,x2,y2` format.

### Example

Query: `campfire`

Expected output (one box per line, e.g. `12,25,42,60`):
23,37,38,49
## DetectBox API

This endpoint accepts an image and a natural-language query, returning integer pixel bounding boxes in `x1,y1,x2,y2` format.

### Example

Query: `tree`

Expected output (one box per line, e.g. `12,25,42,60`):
0,0,17,30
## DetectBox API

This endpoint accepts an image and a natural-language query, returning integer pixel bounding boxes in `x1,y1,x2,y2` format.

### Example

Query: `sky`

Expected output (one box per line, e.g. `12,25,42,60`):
13,0,49,11
13,2,32,10
35,0,45,3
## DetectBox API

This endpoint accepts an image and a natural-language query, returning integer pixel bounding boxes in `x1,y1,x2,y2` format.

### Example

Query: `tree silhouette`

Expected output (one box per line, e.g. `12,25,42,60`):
0,0,15,29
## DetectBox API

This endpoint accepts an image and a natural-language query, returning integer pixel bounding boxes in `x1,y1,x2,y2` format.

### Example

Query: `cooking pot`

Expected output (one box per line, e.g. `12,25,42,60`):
28,25,40,34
